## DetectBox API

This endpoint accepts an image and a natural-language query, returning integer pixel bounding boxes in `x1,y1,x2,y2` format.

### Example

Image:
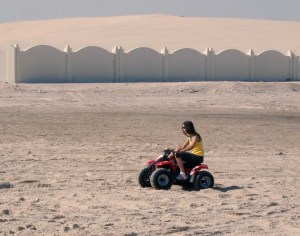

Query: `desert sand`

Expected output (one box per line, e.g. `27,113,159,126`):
0,15,300,53
0,81,299,235
0,15,299,236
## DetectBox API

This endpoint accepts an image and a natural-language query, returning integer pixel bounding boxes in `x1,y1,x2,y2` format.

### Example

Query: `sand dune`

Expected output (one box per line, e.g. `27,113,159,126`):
0,14,299,53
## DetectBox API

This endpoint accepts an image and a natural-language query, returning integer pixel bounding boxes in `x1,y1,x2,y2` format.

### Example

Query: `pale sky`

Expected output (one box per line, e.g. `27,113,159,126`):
1,0,299,23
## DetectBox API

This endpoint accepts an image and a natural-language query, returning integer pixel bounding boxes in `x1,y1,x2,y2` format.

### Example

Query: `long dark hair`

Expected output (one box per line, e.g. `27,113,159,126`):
183,121,201,140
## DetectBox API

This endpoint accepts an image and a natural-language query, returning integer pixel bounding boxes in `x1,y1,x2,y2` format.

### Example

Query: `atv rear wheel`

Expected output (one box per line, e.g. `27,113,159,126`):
193,171,214,190
150,168,173,190
138,167,152,188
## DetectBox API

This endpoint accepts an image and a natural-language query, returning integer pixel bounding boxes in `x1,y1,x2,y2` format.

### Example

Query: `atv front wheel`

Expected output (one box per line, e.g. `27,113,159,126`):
138,167,152,188
150,168,173,190
193,171,214,190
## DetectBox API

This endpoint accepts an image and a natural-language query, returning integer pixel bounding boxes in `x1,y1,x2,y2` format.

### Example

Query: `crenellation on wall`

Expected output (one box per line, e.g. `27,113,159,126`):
6,44,20,83
247,49,255,81
288,50,298,81
1,45,299,83
296,56,300,80
209,48,216,81
161,47,169,82
65,45,72,83
203,48,209,81
115,46,124,83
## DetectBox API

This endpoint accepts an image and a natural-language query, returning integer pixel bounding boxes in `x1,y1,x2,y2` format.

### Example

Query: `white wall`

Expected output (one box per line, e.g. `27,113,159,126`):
19,45,66,83
0,49,6,82
255,51,289,82
122,47,163,82
2,45,299,83
168,48,206,82
72,46,115,83
213,50,250,81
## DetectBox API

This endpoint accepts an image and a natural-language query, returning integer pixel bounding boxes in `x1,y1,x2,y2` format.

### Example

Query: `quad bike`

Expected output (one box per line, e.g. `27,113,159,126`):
138,149,214,190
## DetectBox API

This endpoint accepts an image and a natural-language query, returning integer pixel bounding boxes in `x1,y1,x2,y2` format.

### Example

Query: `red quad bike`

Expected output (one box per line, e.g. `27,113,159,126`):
138,149,214,190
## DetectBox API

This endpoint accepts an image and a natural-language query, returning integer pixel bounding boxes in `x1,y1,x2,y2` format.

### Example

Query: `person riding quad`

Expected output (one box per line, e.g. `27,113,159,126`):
170,121,204,180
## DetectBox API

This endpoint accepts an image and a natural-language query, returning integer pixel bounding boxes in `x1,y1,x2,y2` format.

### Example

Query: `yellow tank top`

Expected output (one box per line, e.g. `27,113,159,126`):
189,137,204,156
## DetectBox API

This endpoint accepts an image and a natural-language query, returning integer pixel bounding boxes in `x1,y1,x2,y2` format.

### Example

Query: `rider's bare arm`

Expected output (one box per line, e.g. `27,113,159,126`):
175,139,189,152
179,135,199,152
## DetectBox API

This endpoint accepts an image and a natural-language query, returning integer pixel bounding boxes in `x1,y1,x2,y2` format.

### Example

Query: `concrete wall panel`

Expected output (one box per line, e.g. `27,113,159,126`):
72,46,115,83
123,47,163,82
19,45,66,83
168,48,206,82
255,50,289,81
214,49,249,81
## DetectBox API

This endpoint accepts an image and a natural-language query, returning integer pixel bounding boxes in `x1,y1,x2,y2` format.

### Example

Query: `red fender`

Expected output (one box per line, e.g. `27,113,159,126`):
147,160,155,165
190,164,209,176
200,164,208,169
155,161,177,172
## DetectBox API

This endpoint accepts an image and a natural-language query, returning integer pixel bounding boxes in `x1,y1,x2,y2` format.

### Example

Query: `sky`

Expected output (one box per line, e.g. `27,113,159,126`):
0,0,300,23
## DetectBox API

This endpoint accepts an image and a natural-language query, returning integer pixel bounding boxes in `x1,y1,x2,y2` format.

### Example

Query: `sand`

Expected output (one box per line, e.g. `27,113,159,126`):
0,15,299,235
0,81,299,235
0,15,300,53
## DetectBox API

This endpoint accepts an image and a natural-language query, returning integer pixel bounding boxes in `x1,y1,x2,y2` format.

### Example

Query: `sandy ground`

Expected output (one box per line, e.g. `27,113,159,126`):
0,81,299,235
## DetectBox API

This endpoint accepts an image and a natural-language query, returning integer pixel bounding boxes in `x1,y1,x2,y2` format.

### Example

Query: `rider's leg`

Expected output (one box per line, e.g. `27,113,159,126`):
168,152,174,159
175,157,185,173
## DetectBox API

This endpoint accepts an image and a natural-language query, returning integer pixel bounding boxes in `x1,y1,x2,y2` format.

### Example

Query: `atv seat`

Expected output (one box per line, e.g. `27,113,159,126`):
183,161,203,169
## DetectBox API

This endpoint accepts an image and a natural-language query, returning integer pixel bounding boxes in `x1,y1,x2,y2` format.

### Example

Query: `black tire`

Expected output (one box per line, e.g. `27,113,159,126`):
138,167,152,188
193,171,214,190
150,168,173,190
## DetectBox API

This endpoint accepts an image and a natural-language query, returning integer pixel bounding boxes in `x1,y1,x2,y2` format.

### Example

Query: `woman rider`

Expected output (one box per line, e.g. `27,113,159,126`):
172,121,204,180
